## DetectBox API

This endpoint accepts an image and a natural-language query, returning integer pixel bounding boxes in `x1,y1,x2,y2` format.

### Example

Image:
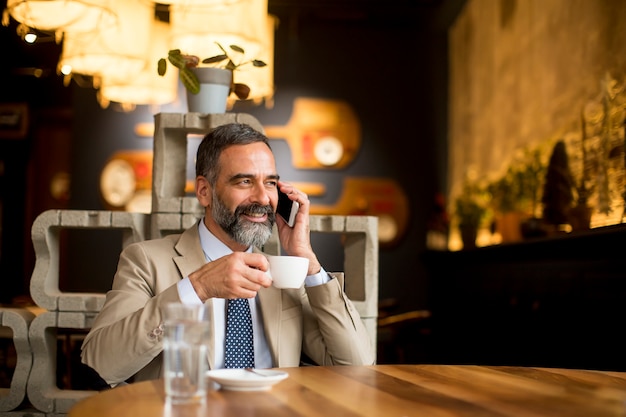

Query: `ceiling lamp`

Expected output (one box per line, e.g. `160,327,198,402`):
169,0,268,70
228,14,276,108
5,0,116,33
157,0,242,4
98,20,178,107
58,0,152,80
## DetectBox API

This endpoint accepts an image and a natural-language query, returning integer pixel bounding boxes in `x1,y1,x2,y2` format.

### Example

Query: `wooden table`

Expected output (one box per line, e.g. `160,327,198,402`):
68,364,626,417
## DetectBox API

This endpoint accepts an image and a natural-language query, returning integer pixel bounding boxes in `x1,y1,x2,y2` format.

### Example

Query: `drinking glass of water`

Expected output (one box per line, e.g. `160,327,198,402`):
162,303,210,404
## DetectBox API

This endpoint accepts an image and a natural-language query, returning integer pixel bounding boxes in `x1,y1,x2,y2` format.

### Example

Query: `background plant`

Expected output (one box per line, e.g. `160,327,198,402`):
455,176,489,229
487,147,546,217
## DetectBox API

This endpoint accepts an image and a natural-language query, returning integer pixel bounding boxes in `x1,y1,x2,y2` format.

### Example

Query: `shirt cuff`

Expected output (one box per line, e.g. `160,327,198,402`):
304,267,332,287
177,277,203,305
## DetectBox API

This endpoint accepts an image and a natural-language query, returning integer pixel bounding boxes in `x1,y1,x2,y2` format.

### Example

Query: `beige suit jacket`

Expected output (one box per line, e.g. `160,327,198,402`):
81,221,375,386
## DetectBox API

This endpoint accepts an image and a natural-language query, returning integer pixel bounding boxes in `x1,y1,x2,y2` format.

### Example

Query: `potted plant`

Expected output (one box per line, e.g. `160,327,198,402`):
487,148,547,241
157,43,267,112
454,178,488,249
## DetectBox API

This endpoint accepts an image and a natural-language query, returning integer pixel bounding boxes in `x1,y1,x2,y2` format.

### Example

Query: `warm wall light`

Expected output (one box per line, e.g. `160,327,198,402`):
23,32,36,42
5,0,116,33
58,0,151,79
99,19,178,107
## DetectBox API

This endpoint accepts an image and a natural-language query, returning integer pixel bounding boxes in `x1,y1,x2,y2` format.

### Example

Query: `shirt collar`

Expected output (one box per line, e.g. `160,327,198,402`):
198,217,252,261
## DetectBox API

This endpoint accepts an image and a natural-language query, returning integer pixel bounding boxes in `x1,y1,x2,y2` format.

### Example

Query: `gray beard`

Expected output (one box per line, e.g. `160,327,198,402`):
211,191,275,248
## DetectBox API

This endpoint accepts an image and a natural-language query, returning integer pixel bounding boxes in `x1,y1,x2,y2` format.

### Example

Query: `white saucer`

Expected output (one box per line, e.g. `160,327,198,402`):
206,369,289,391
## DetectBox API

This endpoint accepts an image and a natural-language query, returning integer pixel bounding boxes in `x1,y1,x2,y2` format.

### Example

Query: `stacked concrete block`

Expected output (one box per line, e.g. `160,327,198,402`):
0,409,44,417
26,313,93,414
149,212,201,239
30,210,149,312
25,210,149,415
0,309,35,413
309,215,379,349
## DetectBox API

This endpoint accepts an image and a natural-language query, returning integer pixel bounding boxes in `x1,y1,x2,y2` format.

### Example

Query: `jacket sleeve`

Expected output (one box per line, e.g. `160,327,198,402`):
80,242,182,386
301,274,376,366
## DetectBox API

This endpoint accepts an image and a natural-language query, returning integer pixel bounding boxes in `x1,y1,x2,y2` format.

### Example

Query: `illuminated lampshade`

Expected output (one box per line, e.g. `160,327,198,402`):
99,20,178,106
227,14,276,107
169,0,268,65
157,0,241,4
6,0,116,33
58,0,151,79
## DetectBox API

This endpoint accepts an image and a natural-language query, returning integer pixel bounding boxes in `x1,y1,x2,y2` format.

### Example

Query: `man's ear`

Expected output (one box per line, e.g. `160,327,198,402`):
196,176,212,208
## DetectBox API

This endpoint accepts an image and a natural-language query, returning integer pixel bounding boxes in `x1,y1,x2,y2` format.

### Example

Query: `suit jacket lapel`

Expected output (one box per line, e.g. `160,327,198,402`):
173,221,206,278
252,246,284,364
257,285,282,366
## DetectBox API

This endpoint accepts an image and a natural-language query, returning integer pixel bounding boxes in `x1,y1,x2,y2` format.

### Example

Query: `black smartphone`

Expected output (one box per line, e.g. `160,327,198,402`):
277,189,299,227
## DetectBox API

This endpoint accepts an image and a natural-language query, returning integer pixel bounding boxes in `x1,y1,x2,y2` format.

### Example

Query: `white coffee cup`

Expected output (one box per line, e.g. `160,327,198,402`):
266,255,310,289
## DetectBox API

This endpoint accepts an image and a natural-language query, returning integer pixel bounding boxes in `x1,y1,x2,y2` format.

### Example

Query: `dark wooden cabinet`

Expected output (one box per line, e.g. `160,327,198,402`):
425,224,626,371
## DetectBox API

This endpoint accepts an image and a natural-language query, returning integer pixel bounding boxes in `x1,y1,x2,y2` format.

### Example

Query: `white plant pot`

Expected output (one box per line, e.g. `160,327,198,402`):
186,67,232,114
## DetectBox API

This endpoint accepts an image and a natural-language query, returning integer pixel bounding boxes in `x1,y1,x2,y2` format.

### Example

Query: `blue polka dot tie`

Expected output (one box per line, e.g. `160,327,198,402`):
224,298,255,368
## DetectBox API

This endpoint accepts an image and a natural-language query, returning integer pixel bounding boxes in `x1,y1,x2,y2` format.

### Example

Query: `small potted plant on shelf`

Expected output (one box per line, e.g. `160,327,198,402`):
487,147,547,242
157,43,267,112
454,177,488,249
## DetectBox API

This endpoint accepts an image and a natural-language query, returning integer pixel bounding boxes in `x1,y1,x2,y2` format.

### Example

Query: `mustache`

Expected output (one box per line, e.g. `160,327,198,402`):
234,203,274,218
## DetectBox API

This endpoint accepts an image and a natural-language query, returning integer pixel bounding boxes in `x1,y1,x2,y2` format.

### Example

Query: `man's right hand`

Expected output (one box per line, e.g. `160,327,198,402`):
188,252,272,302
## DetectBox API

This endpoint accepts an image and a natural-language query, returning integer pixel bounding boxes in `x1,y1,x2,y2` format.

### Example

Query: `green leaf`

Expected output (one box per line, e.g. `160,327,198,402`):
157,58,167,76
167,49,186,69
179,67,200,94
202,54,228,64
229,44,245,54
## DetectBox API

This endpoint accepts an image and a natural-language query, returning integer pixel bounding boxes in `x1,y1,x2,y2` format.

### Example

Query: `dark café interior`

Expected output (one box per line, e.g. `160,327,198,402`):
2,0,626,414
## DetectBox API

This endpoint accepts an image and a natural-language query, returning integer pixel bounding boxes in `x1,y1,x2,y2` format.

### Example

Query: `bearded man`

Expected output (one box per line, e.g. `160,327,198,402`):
81,123,374,387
